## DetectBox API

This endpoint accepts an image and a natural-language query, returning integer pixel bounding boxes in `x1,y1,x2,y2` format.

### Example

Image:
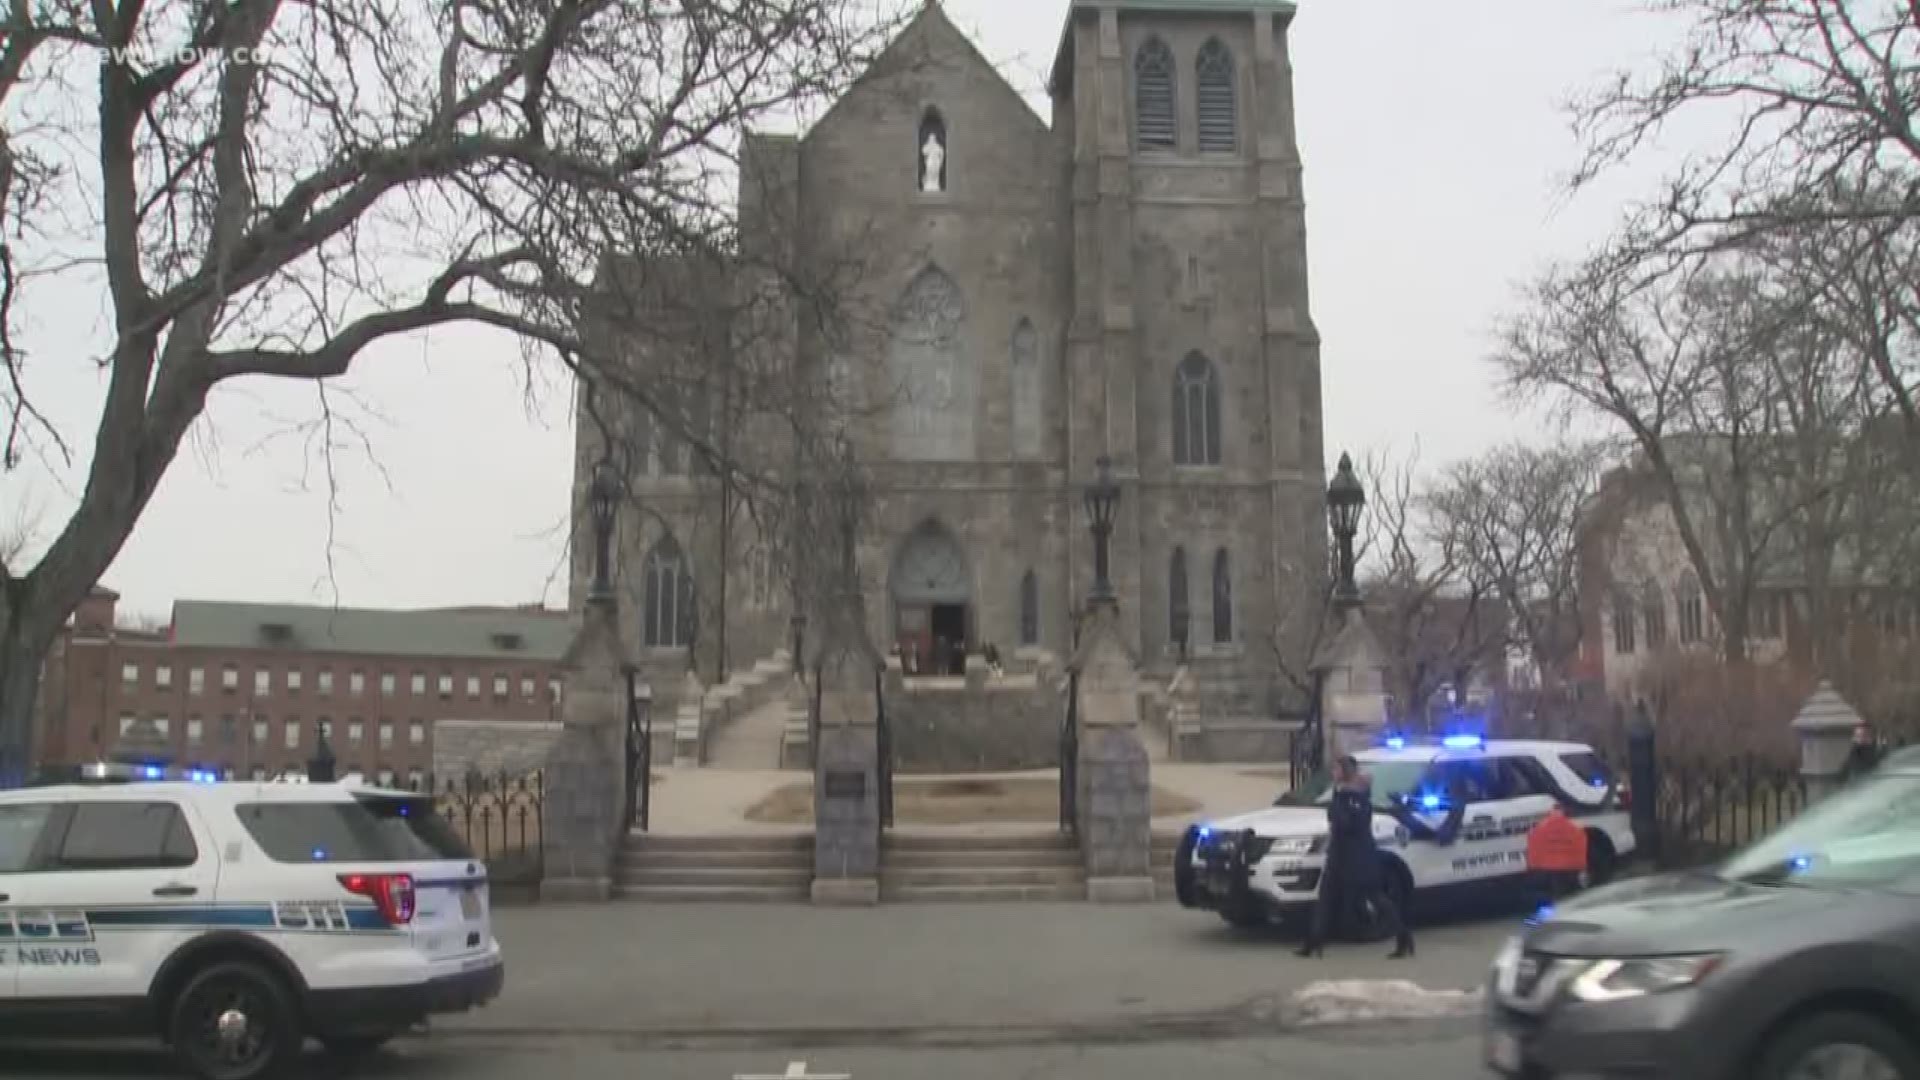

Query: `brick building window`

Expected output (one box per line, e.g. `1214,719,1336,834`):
222,665,238,691
1018,570,1039,648
287,670,303,694
377,769,395,787
119,713,137,736
411,672,426,695
379,722,394,748
121,662,139,686
189,667,205,695
155,664,173,689
520,676,535,699
492,676,508,699
549,679,563,705
251,718,268,745
186,717,202,745
1133,36,1176,150
348,720,364,746
1172,352,1222,466
410,720,425,745
152,715,169,738
465,675,480,698
254,670,270,697
349,671,365,696
1195,38,1238,153
437,674,452,698
380,672,395,696
317,670,333,695
283,719,299,749
1611,594,1636,654
407,768,425,792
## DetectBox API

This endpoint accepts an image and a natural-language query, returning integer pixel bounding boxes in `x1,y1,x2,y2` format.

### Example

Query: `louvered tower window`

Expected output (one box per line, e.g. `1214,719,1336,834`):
1134,37,1176,150
1196,39,1237,152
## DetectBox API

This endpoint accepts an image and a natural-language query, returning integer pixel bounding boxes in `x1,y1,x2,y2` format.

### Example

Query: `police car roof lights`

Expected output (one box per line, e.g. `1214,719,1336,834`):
1441,733,1484,750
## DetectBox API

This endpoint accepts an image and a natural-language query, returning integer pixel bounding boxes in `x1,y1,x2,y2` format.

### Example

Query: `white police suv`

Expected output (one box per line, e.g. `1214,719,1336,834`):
1172,735,1637,932
0,763,504,1079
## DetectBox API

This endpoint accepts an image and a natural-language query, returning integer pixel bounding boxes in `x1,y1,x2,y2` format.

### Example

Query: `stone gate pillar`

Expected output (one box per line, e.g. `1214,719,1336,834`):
1792,681,1864,805
810,592,883,906
1313,606,1390,761
1070,598,1154,903
540,594,634,902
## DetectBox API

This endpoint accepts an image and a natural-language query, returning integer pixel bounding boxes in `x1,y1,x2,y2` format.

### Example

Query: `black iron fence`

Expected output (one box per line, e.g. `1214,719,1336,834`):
426,770,546,886
1651,754,1806,868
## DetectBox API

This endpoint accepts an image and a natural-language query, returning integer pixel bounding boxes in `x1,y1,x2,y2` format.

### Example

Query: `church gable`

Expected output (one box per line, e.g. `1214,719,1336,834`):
803,2,1051,160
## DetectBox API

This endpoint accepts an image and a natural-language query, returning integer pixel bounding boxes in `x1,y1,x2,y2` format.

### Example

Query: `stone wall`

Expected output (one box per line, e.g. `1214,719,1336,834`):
887,675,1060,773
1173,718,1299,763
433,719,565,779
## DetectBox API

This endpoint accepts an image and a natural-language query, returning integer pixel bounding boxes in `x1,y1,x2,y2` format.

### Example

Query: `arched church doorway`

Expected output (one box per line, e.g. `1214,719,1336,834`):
890,521,971,676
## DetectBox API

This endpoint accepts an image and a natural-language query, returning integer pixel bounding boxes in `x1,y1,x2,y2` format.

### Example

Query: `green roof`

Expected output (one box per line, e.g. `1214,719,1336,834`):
169,601,574,663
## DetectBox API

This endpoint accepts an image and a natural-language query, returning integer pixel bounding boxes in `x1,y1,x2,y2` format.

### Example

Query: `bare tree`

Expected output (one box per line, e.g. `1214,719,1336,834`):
1425,441,1603,686
0,0,905,781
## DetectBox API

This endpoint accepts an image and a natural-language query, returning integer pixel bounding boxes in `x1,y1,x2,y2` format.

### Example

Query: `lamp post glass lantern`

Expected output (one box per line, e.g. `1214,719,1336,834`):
587,454,621,602
1326,452,1365,612
1085,456,1121,603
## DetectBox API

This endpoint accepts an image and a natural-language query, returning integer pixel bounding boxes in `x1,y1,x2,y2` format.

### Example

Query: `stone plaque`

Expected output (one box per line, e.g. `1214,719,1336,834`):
823,769,867,801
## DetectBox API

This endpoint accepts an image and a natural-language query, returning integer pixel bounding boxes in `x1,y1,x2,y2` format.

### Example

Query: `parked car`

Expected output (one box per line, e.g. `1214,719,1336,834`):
1485,746,1920,1079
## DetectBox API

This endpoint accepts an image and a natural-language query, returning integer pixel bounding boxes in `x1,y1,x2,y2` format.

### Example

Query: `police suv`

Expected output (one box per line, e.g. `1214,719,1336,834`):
1172,735,1637,931
0,763,504,1079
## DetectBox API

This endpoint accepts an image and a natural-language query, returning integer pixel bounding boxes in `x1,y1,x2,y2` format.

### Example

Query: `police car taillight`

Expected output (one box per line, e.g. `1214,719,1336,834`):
338,872,416,925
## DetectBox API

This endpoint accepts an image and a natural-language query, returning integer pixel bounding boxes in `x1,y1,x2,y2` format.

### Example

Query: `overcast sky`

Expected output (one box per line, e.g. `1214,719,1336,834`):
1,0,1688,624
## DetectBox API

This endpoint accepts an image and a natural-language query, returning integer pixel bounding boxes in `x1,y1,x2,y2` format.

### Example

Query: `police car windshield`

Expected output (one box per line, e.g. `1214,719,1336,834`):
235,793,473,864
1308,759,1430,811
1720,774,1920,894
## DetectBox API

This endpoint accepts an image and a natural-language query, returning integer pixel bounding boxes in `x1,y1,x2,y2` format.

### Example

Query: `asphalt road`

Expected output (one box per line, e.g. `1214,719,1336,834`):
0,1025,1493,1080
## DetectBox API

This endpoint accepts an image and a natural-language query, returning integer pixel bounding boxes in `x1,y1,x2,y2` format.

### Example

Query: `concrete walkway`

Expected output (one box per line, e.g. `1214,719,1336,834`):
642,762,1295,837
447,903,1512,1038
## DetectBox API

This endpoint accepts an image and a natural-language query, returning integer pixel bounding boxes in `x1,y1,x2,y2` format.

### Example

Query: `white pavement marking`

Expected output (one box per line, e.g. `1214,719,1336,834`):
732,1062,852,1080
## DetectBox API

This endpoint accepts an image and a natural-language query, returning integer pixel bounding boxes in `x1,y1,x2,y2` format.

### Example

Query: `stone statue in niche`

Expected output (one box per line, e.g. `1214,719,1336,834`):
921,131,945,193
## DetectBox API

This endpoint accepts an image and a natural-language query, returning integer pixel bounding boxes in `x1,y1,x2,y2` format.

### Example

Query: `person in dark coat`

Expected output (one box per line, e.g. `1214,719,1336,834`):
1840,722,1884,784
1296,755,1415,959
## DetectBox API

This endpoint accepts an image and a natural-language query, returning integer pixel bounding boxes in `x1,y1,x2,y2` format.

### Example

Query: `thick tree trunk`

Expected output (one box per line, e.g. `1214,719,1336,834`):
0,603,55,787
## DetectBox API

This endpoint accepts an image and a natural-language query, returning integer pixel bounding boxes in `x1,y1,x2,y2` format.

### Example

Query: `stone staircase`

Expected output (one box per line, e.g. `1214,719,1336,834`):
880,832,1085,901
706,694,795,768
615,832,813,902
678,650,795,766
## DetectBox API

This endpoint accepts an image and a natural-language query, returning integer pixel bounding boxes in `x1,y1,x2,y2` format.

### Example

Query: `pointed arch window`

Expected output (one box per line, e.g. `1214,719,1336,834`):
1211,548,1233,644
1641,585,1667,650
1196,38,1238,152
1169,546,1191,654
1011,318,1042,459
643,536,696,649
1172,352,1222,466
1018,569,1040,647
1677,572,1705,644
1134,37,1176,150
889,266,973,460
1611,593,1636,655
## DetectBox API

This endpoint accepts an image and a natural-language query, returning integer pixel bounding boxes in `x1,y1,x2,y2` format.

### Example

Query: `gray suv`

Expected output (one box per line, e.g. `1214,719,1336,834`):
1485,745,1920,1080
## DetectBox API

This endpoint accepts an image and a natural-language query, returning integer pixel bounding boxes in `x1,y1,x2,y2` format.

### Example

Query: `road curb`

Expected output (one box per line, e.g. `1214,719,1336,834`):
430,986,1484,1052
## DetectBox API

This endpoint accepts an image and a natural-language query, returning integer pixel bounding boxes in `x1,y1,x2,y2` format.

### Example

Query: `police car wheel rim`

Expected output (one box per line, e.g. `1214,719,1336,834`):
1786,1043,1902,1080
191,984,270,1069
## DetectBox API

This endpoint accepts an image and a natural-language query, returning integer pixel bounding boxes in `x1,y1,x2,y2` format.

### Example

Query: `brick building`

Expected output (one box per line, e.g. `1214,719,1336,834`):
36,589,571,787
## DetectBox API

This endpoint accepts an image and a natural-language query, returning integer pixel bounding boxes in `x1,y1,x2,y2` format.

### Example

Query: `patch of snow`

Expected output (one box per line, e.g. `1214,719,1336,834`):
1287,979,1485,1026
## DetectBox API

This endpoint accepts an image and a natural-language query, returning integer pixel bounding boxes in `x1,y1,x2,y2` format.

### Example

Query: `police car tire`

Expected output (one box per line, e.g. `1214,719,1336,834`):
1750,1010,1920,1080
1581,832,1617,889
165,960,302,1080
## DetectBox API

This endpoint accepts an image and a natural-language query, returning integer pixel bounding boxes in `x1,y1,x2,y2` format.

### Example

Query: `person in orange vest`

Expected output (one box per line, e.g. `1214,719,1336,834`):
1526,803,1589,907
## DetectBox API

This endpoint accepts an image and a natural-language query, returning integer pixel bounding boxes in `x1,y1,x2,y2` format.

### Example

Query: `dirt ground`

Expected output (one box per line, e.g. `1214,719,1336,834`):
744,775,1202,825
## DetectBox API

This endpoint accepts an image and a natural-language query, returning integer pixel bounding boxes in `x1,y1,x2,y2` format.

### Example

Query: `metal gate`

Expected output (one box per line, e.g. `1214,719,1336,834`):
1060,668,1080,836
624,666,653,832
874,668,895,830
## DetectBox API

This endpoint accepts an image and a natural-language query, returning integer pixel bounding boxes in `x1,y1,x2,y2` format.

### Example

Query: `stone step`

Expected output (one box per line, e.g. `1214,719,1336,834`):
882,883,1087,902
882,833,1074,852
625,832,813,853
879,866,1085,888
883,847,1081,869
620,848,814,870
614,884,809,902
618,867,813,889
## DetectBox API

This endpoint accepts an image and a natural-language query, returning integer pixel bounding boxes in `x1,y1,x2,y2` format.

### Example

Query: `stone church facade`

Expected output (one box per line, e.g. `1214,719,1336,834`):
576,0,1328,759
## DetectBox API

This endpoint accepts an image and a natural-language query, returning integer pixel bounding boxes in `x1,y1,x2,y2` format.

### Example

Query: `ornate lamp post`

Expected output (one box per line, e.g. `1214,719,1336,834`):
1084,455,1121,605
1326,452,1366,615
586,453,621,604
